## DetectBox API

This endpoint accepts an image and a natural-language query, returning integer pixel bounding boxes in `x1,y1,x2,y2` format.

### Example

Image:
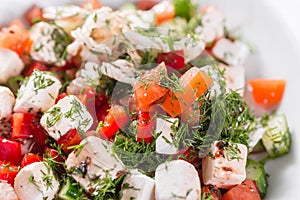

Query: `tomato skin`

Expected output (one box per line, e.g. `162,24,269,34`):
98,105,130,139
43,147,64,162
248,79,286,109
0,23,32,56
11,113,34,139
20,153,42,168
0,137,22,165
55,93,68,104
81,0,102,10
137,0,159,10
137,111,155,143
157,50,185,72
57,129,82,154
153,1,175,25
0,161,19,186
30,114,49,148
23,61,48,77
23,4,44,25
222,179,261,200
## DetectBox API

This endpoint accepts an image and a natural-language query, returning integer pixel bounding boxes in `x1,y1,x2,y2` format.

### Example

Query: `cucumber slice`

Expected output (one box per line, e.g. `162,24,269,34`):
173,0,196,21
261,114,291,158
246,159,268,198
58,179,84,200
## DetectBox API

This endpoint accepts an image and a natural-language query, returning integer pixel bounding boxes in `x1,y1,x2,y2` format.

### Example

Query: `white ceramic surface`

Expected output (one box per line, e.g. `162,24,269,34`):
1,0,299,199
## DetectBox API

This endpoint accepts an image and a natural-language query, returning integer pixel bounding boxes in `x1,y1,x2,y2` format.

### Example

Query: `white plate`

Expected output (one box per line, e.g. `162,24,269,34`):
1,0,299,199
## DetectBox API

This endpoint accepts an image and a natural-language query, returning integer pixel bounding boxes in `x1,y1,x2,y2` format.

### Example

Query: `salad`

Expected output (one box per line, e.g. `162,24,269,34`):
0,0,291,200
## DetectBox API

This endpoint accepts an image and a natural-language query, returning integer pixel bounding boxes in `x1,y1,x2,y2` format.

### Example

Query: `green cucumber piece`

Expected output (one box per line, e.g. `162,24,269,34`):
58,179,84,200
173,0,196,21
261,114,291,158
246,159,268,198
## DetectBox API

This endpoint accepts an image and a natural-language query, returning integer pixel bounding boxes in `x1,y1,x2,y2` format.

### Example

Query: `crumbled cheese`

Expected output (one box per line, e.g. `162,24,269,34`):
30,22,70,66
0,86,15,120
40,95,93,140
14,70,62,113
0,48,24,83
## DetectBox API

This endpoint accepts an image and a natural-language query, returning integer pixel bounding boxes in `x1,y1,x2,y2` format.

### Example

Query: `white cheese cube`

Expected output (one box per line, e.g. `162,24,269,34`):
219,64,246,96
66,136,126,191
155,118,178,155
121,170,155,200
14,70,61,113
202,141,247,189
0,182,18,200
14,162,59,200
30,22,69,66
196,6,225,43
0,48,24,83
0,86,15,120
212,38,249,66
40,95,93,140
155,160,201,200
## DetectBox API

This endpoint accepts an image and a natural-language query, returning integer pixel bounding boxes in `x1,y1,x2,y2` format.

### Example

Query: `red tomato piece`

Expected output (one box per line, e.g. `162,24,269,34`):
0,161,19,186
222,179,261,200
23,61,48,77
157,50,185,72
248,79,286,109
23,4,44,25
81,0,102,10
55,93,68,104
11,113,34,139
153,1,175,25
43,147,64,162
20,153,43,168
0,23,32,56
57,129,82,153
98,105,130,139
137,0,159,10
0,137,22,165
137,111,155,143
30,114,49,148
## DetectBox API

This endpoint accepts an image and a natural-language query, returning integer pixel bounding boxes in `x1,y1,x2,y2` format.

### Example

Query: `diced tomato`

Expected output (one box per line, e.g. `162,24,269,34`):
137,111,155,143
0,161,19,186
202,185,222,200
77,87,110,129
20,153,43,168
57,129,82,153
0,23,32,56
134,63,170,111
222,179,261,200
30,114,49,148
23,61,48,77
135,83,169,111
0,137,22,165
43,147,64,162
175,147,200,168
23,4,44,25
137,0,159,10
248,79,286,109
11,113,34,139
81,0,102,10
157,50,185,72
160,69,213,117
152,1,175,25
55,93,68,104
98,105,130,139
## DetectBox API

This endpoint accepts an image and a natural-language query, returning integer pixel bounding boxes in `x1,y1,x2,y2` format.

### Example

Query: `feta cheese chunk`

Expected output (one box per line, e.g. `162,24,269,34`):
202,141,247,189
0,48,24,83
155,118,178,155
212,38,249,66
14,70,61,113
40,95,93,140
14,162,59,200
0,86,15,120
30,22,70,66
66,136,126,191
196,6,225,43
120,170,155,200
0,182,18,200
155,160,201,200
